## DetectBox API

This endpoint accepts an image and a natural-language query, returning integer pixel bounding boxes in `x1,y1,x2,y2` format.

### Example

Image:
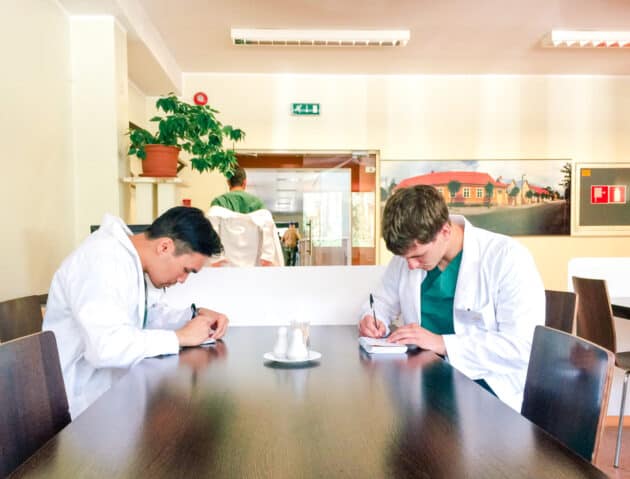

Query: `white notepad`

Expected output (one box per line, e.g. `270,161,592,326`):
359,337,408,354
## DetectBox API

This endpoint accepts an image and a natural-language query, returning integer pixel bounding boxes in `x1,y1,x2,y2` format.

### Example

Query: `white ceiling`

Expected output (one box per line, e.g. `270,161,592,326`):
60,0,630,93
138,0,630,74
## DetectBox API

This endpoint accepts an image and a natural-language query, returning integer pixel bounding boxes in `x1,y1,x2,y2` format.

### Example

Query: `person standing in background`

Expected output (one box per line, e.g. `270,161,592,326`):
208,164,283,266
282,222,301,266
210,165,265,213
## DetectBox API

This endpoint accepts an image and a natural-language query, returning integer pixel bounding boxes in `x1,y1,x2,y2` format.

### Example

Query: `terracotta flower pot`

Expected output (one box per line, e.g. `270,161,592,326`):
141,145,180,177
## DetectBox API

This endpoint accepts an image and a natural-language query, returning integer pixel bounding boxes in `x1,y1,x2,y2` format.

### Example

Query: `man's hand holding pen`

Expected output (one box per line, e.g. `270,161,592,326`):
195,307,229,339
175,315,216,346
359,315,387,338
175,304,229,347
359,294,387,338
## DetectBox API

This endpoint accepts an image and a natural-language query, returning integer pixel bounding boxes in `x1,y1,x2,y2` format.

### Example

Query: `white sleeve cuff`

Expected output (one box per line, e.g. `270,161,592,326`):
143,329,180,357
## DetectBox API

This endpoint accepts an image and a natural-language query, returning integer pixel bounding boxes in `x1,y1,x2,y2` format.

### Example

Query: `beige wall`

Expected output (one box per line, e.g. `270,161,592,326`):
1,3,132,301
0,0,74,300
182,73,630,289
128,81,149,178
128,81,148,130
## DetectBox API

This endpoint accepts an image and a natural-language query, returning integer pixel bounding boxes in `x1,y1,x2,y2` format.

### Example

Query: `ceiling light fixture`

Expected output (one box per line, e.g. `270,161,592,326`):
543,30,630,48
231,28,410,47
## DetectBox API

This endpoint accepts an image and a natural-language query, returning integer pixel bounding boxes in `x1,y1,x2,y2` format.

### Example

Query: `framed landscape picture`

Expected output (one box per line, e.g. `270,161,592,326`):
380,159,572,236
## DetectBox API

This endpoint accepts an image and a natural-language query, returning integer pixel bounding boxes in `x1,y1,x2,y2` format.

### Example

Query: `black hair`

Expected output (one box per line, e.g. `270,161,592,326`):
146,206,222,256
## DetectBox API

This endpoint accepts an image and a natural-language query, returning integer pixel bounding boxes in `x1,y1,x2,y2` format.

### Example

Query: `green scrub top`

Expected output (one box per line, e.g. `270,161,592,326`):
420,251,463,334
211,190,265,213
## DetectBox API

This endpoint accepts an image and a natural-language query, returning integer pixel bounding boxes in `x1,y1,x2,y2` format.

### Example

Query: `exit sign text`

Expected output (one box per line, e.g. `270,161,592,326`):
292,103,320,115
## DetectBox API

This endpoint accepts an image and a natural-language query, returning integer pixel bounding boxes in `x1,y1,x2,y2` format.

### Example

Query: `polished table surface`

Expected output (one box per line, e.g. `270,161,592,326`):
13,326,606,478
612,297,630,319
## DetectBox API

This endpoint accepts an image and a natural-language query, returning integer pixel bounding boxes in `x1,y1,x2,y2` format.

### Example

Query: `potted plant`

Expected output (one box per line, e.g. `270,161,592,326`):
128,94,246,177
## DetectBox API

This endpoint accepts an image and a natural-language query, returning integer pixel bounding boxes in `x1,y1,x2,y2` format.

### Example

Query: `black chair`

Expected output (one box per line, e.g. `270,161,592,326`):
544,289,577,333
0,295,45,342
0,331,70,476
572,276,630,468
521,325,614,463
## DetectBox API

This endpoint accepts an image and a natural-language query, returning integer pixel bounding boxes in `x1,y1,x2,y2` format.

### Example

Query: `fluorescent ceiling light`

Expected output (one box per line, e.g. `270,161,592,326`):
543,30,630,48
231,28,410,47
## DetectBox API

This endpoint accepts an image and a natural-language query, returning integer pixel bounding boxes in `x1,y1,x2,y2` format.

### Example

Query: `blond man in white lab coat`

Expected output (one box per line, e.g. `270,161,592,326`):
359,185,544,410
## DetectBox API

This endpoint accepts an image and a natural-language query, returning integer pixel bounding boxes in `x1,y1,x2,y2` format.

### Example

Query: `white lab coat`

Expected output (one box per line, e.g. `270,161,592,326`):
207,206,284,267
362,216,545,410
43,215,191,418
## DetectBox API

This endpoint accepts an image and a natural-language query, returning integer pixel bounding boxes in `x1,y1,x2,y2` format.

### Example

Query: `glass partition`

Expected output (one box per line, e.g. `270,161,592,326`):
302,169,351,265
247,168,351,266
239,152,377,266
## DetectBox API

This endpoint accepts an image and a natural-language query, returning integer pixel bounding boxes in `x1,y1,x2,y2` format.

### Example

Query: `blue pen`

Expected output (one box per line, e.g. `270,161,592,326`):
191,303,198,319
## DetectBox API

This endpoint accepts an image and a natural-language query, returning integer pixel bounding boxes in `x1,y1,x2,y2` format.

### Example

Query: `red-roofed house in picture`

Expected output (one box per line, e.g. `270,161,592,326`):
381,160,571,236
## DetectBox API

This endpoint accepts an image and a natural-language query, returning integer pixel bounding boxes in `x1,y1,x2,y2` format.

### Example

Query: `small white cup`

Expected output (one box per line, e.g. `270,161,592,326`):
273,326,288,358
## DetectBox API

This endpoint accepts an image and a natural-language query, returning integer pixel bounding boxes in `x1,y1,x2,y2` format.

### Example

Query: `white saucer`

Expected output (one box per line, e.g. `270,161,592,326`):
263,350,322,364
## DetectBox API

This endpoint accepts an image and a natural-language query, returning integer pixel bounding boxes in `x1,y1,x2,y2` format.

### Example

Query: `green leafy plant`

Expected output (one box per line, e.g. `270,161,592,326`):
128,94,245,175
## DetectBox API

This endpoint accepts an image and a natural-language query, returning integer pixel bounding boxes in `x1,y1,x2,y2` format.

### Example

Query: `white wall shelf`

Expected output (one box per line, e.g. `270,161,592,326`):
122,177,187,222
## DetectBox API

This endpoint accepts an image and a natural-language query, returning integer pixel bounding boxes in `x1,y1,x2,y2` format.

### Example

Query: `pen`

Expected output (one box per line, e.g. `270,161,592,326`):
191,303,198,319
369,294,378,333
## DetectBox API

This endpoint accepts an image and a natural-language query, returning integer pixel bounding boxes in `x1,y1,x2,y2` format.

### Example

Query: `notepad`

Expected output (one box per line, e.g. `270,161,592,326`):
359,337,408,354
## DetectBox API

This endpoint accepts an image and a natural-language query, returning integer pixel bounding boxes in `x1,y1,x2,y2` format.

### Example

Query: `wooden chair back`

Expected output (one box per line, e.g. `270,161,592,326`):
522,326,614,463
571,276,617,353
0,331,70,476
0,295,45,342
544,290,577,333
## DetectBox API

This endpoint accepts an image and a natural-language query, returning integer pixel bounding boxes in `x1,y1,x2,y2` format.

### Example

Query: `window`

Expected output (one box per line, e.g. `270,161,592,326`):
476,188,484,198
463,187,471,198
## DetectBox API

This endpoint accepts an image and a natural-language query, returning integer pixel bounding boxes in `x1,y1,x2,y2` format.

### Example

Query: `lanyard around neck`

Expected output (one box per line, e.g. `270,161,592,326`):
143,276,148,329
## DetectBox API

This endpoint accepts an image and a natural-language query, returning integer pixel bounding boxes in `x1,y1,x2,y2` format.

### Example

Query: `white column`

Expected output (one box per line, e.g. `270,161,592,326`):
134,183,154,223
71,17,129,242
157,183,178,217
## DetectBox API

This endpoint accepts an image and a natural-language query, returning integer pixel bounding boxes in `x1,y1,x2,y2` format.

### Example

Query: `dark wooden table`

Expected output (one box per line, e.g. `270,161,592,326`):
612,297,630,319
13,326,606,478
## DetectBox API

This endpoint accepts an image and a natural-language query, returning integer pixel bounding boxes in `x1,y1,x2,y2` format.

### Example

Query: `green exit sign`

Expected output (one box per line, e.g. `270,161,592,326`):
292,103,320,115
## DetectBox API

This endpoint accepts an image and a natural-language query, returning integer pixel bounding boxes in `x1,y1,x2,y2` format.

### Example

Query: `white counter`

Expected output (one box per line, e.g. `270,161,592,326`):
163,265,386,326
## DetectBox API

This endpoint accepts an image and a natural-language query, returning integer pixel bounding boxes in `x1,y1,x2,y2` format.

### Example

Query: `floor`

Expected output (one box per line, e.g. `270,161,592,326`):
596,425,629,478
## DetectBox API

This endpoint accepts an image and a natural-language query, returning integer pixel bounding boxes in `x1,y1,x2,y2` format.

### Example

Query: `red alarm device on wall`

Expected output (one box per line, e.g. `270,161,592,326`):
193,92,208,105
